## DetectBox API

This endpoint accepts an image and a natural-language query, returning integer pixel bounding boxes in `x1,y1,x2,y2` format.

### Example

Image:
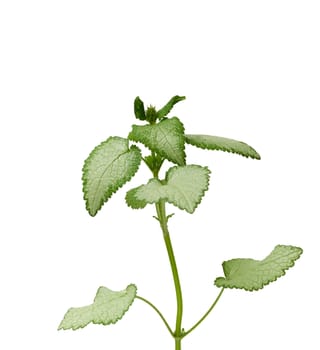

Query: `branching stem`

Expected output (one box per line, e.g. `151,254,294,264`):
149,152,224,349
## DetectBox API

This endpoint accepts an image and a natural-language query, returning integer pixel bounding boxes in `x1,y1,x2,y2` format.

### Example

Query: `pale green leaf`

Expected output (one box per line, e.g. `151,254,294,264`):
58,284,137,330
128,117,186,165
126,165,210,213
185,134,261,159
82,137,141,216
214,245,303,291
157,95,186,119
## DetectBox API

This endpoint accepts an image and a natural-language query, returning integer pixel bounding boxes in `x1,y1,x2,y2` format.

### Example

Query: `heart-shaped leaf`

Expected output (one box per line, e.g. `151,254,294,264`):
58,284,137,330
126,165,210,213
128,117,186,166
82,137,141,216
214,245,303,291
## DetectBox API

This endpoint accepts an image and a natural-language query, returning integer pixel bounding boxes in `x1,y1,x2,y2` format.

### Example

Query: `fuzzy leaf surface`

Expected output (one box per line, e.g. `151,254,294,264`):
82,137,141,216
214,245,303,291
185,134,261,159
128,117,186,165
126,165,210,213
58,284,137,330
157,95,186,119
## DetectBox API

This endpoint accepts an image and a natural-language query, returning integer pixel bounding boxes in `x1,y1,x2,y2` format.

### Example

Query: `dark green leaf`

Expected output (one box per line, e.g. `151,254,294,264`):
157,96,186,119
145,106,157,123
134,96,146,120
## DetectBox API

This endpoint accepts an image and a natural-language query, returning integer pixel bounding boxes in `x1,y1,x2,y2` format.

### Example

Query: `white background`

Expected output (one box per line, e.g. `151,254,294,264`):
1,1,319,349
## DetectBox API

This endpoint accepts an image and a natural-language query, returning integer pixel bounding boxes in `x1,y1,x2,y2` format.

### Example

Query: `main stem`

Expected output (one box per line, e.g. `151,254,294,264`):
156,200,183,350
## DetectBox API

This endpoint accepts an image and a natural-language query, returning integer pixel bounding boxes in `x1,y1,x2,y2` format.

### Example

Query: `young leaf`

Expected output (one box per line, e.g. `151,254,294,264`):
82,137,141,216
58,284,137,330
185,134,261,159
134,96,146,120
145,106,158,124
144,153,164,173
126,165,210,213
157,95,186,119
214,245,303,291
128,117,186,165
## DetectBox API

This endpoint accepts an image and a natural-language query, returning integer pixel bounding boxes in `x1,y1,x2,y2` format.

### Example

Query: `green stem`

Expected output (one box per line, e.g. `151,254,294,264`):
183,288,225,337
136,295,174,336
156,200,184,348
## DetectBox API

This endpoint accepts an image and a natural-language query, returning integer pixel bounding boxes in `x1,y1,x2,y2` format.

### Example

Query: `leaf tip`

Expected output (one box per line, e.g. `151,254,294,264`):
252,150,261,160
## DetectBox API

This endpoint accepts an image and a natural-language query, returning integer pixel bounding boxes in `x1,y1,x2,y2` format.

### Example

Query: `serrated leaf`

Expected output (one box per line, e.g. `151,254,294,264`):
82,137,141,216
214,245,303,291
58,284,137,330
128,117,186,165
126,165,210,213
157,95,186,119
134,96,146,120
185,134,261,160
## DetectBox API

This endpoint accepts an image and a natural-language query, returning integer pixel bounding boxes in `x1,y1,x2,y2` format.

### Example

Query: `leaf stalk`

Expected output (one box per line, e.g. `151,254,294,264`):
136,295,174,336
183,288,224,337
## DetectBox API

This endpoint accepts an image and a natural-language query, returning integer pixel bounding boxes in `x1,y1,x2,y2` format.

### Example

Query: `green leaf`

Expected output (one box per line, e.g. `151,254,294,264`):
185,134,261,160
157,95,186,119
128,117,186,165
134,96,146,120
214,245,303,291
58,284,137,330
82,137,142,216
145,106,157,124
126,165,210,213
144,153,164,173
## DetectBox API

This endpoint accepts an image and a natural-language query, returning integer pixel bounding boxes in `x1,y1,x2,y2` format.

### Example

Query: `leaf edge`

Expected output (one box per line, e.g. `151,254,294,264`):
82,136,142,216
185,134,261,160
58,284,137,331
